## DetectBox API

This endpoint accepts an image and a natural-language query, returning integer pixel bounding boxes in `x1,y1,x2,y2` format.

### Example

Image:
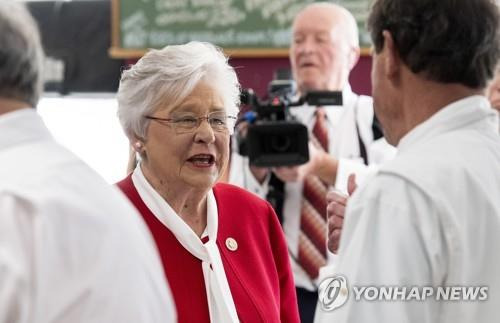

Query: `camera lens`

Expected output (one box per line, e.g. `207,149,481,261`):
270,135,291,152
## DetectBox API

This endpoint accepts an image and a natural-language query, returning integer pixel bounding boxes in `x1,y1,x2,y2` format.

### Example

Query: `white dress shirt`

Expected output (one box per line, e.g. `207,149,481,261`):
230,86,396,290
0,109,176,323
314,96,500,323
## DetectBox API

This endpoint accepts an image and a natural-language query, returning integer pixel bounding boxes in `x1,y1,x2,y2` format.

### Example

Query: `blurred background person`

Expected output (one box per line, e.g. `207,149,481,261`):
116,41,299,323
317,0,500,322
229,2,395,321
0,1,176,322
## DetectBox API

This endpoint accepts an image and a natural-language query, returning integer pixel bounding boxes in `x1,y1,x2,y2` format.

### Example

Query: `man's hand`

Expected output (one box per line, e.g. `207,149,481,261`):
272,165,302,182
271,143,323,182
327,174,357,253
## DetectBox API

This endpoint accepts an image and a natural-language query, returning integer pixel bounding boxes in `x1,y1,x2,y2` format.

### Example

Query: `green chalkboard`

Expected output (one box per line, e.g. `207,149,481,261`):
110,0,372,58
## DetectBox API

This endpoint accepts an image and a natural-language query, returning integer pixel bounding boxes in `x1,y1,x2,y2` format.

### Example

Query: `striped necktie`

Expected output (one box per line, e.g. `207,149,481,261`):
298,107,329,280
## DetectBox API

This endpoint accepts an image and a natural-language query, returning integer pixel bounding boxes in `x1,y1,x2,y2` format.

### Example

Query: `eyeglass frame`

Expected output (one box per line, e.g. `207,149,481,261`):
144,111,238,135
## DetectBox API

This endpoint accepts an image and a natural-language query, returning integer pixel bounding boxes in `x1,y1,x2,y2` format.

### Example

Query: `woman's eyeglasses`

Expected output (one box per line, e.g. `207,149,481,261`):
145,111,237,134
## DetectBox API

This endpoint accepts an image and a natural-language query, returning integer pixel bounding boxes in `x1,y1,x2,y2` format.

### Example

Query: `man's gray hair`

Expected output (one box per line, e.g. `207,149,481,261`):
117,41,240,140
0,1,44,107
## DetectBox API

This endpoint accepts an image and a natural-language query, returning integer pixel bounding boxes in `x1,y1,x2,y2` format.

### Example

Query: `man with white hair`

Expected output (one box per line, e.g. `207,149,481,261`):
0,2,175,322
230,2,395,322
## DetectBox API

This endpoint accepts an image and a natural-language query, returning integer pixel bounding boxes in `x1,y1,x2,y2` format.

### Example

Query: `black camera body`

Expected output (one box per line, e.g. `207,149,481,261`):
238,80,342,167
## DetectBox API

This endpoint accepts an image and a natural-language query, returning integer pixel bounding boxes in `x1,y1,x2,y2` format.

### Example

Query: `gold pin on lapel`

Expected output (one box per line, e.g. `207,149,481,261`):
225,237,238,251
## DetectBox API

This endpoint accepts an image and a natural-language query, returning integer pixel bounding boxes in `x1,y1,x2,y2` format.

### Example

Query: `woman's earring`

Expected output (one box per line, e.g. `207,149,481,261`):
134,141,143,152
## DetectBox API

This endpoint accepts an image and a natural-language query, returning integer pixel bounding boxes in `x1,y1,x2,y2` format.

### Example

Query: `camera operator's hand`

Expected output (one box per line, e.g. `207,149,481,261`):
303,142,337,183
271,142,327,182
327,174,357,253
271,166,302,182
309,144,340,185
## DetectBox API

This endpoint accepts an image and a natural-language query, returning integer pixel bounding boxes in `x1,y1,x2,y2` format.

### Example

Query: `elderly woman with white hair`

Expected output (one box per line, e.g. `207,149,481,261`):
115,41,300,323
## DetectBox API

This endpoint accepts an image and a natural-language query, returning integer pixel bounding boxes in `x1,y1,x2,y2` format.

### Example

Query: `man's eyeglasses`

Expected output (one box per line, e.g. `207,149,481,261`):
145,111,237,134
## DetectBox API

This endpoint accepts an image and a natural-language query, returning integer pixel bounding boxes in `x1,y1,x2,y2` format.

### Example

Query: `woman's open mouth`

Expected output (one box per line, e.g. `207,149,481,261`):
187,154,215,167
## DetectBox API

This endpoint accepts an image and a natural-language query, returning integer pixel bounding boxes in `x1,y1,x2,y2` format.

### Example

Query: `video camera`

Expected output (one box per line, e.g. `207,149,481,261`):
237,80,342,167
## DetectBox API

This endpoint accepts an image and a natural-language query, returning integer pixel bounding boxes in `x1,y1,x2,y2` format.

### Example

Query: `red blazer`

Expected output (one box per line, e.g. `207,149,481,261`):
117,176,300,323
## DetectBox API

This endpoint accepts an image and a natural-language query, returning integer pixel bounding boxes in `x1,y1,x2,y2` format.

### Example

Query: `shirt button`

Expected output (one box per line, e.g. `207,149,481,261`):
225,237,238,251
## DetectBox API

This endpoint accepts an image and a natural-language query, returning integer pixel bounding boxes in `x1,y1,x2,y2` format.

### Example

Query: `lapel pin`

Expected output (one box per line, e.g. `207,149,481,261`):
225,237,238,251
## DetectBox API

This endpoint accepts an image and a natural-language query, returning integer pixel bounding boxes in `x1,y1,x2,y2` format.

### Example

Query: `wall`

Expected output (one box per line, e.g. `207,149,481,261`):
230,55,373,98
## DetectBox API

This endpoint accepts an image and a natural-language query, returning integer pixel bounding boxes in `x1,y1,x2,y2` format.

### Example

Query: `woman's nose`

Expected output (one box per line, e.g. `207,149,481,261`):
194,118,216,143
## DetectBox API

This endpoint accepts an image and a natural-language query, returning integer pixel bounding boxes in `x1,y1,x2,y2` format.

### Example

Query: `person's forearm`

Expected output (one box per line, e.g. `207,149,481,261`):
314,153,338,185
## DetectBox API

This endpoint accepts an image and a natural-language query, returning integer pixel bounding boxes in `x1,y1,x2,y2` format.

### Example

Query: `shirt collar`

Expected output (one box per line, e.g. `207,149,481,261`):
131,164,217,254
341,84,357,103
131,164,239,322
0,108,52,151
398,95,498,152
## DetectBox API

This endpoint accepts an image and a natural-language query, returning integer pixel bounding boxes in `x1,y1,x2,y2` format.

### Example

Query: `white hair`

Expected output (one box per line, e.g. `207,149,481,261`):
117,41,240,140
297,2,360,49
0,1,44,107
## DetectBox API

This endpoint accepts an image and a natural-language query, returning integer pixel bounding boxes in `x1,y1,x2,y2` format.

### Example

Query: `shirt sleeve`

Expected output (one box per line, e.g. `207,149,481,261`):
315,174,446,323
0,194,34,323
1,189,178,323
335,158,375,193
335,138,396,193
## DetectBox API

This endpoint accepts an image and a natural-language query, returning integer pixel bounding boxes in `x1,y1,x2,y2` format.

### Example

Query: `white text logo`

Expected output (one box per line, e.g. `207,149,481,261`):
318,275,349,311
352,286,488,301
